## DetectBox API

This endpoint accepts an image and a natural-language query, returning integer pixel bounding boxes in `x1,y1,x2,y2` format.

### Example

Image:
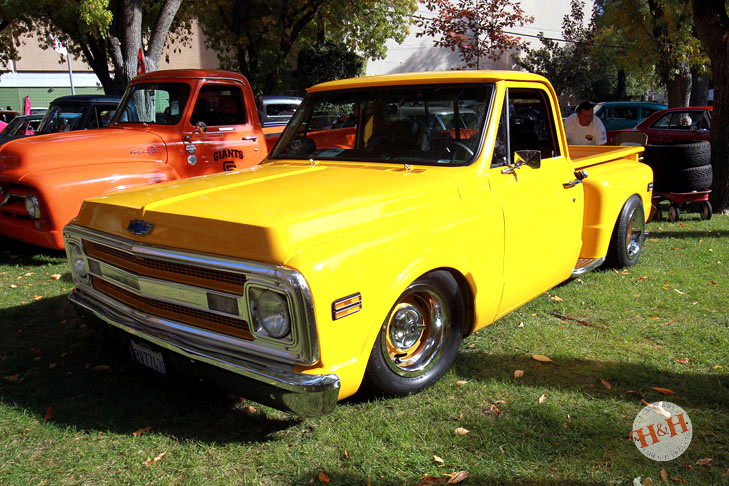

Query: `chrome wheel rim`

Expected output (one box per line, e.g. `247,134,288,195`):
381,287,448,377
625,208,645,259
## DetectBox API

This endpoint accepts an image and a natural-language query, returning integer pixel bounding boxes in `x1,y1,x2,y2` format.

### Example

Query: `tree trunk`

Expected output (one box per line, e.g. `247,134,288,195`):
690,68,710,106
616,69,626,100
665,63,692,107
692,0,729,212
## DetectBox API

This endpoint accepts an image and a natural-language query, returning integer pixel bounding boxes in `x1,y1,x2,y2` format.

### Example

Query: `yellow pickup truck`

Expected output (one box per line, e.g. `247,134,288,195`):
63,71,653,416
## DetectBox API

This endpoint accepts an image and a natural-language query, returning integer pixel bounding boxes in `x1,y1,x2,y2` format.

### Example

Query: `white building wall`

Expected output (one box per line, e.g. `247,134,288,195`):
366,0,582,75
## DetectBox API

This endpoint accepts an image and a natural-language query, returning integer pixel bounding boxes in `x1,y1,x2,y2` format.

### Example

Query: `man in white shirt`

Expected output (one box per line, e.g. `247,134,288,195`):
564,101,607,145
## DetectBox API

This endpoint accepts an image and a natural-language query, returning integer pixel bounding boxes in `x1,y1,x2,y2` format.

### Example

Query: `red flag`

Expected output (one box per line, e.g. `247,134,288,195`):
137,48,146,75
24,96,30,116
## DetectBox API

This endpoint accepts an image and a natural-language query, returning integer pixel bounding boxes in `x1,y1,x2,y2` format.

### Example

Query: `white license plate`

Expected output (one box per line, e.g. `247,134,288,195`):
130,340,167,376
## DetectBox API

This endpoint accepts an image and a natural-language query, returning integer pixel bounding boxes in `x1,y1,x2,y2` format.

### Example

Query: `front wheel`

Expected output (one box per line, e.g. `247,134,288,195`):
607,195,645,268
361,271,464,396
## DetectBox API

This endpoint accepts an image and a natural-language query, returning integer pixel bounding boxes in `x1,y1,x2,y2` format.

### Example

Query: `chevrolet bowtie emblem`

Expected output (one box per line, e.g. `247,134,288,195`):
127,219,154,236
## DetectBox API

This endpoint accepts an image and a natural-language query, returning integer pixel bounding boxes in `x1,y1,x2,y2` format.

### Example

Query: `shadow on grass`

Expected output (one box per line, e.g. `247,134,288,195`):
0,295,301,443
452,349,729,410
0,235,66,267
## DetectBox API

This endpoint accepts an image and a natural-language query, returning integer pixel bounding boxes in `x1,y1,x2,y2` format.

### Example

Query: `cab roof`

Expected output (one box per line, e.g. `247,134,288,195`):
132,69,249,84
308,70,550,92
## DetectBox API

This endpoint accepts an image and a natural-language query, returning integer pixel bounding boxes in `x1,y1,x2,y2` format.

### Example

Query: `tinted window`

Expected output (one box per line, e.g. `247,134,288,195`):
190,85,247,127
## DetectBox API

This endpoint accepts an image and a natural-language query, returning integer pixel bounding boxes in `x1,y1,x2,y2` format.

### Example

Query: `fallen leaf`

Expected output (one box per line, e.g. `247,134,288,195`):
242,405,257,414
551,296,563,302
600,378,612,390
9,284,17,289
518,322,524,328
652,387,675,395
644,478,654,486
446,471,469,484
433,455,445,465
715,365,724,370
467,344,475,349
707,281,717,285
650,316,661,321
538,393,547,404
514,370,524,379
132,427,151,437
93,365,111,371
454,427,469,435
638,276,649,281
143,451,166,466
344,449,349,460
673,288,686,295
318,471,330,483
415,475,445,486
455,380,468,387
661,469,668,481
33,296,43,301
677,358,689,364
44,406,54,421
50,274,62,280
696,458,712,466
532,354,553,363
672,248,680,251
671,478,687,483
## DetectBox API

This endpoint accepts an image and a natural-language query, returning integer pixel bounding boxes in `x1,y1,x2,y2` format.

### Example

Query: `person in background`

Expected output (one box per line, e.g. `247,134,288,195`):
564,101,607,145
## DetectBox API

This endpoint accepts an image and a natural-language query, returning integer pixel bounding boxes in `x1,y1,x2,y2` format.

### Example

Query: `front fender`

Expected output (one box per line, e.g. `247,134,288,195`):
285,193,504,400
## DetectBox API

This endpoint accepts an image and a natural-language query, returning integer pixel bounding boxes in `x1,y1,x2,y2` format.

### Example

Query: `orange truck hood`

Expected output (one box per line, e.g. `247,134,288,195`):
0,128,166,178
73,161,462,265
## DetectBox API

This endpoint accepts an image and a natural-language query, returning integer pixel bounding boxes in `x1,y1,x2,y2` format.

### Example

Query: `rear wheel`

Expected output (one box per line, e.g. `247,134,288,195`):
607,195,645,268
362,271,464,396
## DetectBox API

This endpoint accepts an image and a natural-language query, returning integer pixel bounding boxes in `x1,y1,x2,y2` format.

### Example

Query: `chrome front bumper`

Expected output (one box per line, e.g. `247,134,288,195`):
69,289,340,417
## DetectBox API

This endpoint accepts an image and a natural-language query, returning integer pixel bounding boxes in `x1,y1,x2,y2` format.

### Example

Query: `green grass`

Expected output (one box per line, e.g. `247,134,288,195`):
1,215,728,485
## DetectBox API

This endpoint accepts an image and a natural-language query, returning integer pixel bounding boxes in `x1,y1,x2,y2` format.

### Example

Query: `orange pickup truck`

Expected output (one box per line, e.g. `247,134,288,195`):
0,69,273,250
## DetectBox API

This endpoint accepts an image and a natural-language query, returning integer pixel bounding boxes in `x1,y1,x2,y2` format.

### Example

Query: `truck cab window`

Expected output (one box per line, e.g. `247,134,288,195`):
506,89,560,160
190,85,247,127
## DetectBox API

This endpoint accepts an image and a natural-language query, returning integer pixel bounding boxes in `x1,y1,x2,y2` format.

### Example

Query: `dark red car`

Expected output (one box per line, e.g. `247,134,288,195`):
610,106,712,145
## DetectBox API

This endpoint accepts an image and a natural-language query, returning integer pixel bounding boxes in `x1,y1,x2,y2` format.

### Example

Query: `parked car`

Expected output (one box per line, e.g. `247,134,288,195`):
594,101,667,131
0,114,43,136
617,106,712,145
259,95,301,127
30,107,48,115
0,95,122,147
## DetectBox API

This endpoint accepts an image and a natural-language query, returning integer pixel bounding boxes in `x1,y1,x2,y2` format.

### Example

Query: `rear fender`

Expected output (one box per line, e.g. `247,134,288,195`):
580,159,653,258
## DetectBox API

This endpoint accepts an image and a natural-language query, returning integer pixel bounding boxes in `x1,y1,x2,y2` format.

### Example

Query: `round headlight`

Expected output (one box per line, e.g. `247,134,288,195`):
68,242,88,279
24,195,40,219
250,289,291,338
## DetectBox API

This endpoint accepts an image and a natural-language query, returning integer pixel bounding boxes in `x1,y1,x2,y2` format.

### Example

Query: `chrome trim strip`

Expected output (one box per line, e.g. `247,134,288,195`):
69,289,339,416
90,258,246,319
64,224,319,365
571,257,606,276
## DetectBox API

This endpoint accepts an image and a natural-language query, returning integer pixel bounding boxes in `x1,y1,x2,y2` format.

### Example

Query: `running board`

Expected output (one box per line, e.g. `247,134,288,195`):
571,257,606,276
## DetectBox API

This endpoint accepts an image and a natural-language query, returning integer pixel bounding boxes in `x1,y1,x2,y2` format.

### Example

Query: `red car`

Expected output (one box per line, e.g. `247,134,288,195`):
611,106,712,145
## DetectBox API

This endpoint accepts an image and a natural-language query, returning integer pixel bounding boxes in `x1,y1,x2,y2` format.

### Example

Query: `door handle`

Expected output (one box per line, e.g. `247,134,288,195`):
242,135,258,142
563,179,582,188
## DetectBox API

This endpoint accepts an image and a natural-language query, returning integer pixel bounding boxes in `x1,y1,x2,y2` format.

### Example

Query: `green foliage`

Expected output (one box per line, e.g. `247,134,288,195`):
516,0,651,104
296,42,365,93
0,0,33,67
195,0,416,94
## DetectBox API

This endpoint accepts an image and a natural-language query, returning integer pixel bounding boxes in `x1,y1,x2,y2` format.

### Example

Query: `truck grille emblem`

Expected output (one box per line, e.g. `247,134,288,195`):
127,219,154,236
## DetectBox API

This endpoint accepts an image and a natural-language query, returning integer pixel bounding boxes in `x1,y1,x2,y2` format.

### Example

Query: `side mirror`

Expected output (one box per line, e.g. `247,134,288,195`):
196,121,207,133
515,149,541,169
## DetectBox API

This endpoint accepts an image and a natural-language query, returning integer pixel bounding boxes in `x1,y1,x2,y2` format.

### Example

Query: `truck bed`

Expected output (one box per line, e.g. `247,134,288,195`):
568,145,643,169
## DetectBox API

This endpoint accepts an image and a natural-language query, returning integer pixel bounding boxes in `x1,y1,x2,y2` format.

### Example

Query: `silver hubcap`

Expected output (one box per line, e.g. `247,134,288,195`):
382,287,448,377
626,208,644,258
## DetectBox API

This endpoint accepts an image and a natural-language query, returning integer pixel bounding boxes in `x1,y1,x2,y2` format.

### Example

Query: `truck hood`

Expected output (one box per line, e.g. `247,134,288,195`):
0,128,166,177
74,161,464,264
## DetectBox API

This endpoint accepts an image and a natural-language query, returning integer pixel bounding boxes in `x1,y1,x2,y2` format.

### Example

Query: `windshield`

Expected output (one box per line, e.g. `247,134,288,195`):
111,83,191,125
269,83,494,166
37,104,85,133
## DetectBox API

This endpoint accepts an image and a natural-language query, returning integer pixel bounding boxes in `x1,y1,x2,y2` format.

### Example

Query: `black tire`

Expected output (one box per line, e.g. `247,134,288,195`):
700,201,712,220
607,195,645,268
669,205,680,222
653,164,713,192
643,141,711,170
361,270,464,396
